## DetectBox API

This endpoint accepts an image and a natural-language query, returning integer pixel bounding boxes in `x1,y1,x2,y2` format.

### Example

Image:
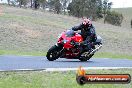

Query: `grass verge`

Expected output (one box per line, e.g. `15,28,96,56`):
0,50,46,56
0,50,131,59
0,69,132,88
94,52,132,59
0,50,132,59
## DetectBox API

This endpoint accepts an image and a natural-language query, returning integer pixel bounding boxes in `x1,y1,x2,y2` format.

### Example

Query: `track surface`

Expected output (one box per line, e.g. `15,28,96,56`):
0,55,132,71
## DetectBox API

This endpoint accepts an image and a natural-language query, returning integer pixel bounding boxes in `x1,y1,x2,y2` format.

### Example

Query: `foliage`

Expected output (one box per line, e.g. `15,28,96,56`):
48,0,62,14
102,0,112,23
105,11,123,26
67,0,103,20
7,0,10,5
60,0,70,14
5,0,124,25
16,0,30,7
34,0,47,9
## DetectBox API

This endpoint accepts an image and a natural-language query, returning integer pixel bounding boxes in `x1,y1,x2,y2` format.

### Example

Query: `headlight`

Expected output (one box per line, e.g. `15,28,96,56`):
63,39,67,43
63,39,69,44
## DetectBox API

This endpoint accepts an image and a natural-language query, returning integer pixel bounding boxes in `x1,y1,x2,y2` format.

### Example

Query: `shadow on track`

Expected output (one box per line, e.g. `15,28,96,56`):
52,59,95,63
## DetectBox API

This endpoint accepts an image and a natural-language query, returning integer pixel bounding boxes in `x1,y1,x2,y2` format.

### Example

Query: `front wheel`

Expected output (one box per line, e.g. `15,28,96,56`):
46,45,60,61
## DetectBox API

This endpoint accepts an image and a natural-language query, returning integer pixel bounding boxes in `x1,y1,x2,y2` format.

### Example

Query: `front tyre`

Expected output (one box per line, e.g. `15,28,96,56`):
46,45,60,61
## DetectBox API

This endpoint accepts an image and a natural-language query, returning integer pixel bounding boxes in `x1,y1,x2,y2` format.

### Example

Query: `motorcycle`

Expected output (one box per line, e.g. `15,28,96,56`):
46,30,102,61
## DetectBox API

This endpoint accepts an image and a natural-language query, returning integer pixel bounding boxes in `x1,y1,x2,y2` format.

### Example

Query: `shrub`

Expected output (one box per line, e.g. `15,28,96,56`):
105,11,123,26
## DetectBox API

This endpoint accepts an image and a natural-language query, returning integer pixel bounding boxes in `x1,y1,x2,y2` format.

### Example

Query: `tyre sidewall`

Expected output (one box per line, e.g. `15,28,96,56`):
46,45,60,61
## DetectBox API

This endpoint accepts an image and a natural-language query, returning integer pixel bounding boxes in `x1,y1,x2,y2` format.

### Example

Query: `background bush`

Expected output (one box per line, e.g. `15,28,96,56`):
105,11,123,26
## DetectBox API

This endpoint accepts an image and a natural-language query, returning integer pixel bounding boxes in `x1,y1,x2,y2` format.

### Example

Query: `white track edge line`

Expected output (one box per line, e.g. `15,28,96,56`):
44,67,132,71
0,67,132,72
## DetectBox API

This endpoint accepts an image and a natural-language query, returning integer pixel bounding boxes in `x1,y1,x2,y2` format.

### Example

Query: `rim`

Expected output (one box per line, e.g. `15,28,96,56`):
49,51,58,59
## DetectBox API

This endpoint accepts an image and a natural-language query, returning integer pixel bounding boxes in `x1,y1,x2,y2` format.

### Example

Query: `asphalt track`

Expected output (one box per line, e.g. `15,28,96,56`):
0,55,132,71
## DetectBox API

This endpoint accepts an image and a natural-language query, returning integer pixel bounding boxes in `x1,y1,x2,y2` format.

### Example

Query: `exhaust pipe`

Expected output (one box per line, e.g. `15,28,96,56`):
81,44,102,57
89,44,102,55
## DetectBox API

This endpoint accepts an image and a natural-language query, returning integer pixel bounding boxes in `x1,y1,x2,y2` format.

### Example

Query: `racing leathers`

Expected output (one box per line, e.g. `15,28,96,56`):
71,23,97,51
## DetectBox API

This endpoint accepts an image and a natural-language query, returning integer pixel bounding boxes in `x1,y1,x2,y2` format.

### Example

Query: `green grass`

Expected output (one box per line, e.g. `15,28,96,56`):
94,52,132,59
0,50,131,59
0,13,69,29
0,69,132,88
0,50,46,56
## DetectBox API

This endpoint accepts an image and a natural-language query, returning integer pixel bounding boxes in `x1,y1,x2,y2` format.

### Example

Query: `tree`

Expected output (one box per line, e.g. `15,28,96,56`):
10,0,17,6
131,19,132,28
16,0,29,8
96,0,103,18
67,0,102,19
102,0,112,23
60,0,70,15
48,0,62,14
67,0,84,17
48,0,55,11
30,0,33,8
38,0,47,9
34,0,40,9
54,0,62,14
105,11,123,26
7,0,10,5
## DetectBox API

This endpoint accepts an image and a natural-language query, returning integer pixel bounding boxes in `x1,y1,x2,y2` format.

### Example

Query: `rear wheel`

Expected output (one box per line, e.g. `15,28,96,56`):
46,45,60,61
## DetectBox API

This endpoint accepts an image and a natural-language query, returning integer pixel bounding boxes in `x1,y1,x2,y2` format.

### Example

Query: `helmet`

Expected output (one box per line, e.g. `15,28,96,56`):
82,18,92,27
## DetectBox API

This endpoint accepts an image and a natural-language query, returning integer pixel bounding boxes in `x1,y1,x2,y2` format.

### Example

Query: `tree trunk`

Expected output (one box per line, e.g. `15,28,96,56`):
64,8,66,15
131,20,132,28
7,0,10,5
19,1,22,8
34,0,39,9
30,0,32,8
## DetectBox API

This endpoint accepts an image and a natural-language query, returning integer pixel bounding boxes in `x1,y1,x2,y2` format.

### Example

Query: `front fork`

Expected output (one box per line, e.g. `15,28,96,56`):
55,43,64,57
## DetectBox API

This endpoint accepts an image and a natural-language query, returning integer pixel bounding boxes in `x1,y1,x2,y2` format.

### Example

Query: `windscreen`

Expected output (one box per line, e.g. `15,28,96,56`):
65,30,75,37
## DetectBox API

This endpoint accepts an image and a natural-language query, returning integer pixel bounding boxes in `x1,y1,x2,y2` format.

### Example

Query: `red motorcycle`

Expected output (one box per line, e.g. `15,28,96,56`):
46,30,102,61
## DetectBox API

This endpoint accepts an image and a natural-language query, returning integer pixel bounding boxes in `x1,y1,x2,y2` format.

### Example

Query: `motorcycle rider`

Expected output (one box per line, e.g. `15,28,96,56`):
71,18,97,51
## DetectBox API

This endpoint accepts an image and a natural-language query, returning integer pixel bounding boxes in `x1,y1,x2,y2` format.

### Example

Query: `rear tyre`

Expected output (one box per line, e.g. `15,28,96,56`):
79,54,94,61
46,45,60,61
